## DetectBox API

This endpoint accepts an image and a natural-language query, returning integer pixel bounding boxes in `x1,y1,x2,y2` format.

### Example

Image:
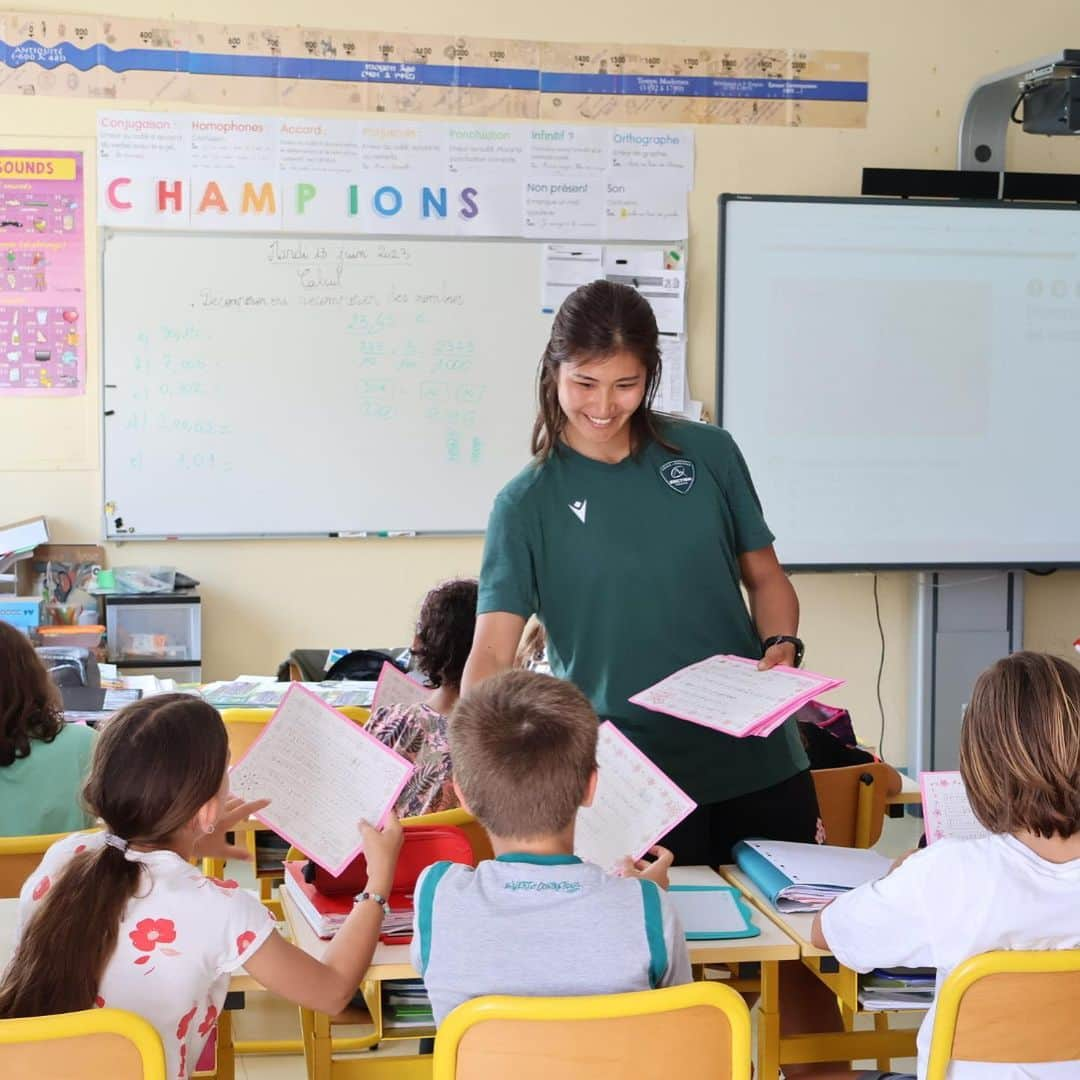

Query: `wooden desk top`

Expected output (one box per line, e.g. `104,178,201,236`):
281,865,800,976
720,866,830,958
886,773,922,806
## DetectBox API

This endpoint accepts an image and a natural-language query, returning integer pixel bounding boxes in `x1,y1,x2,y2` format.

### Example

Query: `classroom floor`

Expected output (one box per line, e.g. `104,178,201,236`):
232,810,925,1080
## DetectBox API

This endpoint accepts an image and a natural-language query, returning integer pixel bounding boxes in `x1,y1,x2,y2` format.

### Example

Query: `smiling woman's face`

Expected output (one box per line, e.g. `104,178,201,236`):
555,350,647,462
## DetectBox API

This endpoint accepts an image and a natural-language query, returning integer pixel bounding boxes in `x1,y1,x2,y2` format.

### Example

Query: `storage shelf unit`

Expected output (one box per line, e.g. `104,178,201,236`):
102,592,201,682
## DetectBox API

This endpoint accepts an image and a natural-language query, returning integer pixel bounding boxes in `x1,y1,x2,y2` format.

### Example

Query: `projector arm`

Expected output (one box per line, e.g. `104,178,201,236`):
958,51,1076,171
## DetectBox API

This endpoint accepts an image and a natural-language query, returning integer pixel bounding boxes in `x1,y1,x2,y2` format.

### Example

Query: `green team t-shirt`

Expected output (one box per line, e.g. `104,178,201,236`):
478,419,808,804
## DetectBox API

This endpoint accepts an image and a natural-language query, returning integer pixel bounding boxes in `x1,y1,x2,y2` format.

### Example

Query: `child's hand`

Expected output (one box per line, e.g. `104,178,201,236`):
193,796,271,863
219,795,270,834
360,812,404,895
616,845,675,890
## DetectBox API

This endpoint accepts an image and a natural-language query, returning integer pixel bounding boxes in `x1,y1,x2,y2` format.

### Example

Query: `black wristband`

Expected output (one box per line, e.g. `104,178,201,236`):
761,635,804,668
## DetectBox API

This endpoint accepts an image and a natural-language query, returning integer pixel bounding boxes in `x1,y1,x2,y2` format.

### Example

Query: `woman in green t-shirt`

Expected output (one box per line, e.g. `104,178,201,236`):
462,279,820,867
0,622,97,836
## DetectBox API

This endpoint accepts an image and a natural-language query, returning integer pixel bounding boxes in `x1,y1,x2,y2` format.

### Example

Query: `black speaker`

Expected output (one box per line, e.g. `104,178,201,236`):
861,168,999,199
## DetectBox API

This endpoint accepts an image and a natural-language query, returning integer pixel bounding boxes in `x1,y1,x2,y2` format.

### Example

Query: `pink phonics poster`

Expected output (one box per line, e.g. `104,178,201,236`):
0,151,85,395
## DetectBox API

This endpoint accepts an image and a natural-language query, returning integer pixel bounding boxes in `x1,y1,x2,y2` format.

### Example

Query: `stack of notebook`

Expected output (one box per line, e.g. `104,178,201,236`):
282,862,412,940
201,678,375,709
859,968,936,1011
732,839,891,913
383,980,434,1029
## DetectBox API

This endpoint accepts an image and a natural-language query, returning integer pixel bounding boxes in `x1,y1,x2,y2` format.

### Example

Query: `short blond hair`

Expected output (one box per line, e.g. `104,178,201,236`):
960,651,1080,839
449,670,598,839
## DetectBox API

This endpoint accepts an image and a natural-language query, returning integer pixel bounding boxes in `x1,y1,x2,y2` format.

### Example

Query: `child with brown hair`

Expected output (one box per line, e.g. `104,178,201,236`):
0,694,402,1080
368,577,478,817
812,651,1080,1080
410,669,690,1026
0,621,97,835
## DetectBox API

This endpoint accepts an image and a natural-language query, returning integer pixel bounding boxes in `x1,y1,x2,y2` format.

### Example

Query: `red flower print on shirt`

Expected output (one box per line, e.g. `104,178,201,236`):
176,1003,198,1040
207,877,239,890
178,1044,188,1079
130,917,177,953
197,1004,218,1038
236,930,256,955
31,876,50,901
74,844,87,854
94,995,105,1009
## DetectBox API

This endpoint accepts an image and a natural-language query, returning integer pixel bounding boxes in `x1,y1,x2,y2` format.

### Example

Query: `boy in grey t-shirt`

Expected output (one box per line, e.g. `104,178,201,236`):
410,670,692,1026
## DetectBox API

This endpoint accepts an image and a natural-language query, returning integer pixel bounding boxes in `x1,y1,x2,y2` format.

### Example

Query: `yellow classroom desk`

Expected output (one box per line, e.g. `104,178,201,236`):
281,865,801,1080
721,867,921,1072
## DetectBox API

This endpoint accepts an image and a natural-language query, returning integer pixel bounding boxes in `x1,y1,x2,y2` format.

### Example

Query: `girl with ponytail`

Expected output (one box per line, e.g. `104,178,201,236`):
0,694,402,1079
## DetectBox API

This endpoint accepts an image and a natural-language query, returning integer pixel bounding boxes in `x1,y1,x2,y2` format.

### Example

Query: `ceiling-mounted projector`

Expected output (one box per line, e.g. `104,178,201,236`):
1020,51,1080,134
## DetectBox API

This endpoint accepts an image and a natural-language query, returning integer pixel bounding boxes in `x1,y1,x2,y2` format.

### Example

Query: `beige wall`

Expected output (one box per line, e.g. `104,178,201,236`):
3,0,1079,764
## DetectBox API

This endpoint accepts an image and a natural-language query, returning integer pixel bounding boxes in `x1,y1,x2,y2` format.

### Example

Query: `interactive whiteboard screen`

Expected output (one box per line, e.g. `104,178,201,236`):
719,195,1080,569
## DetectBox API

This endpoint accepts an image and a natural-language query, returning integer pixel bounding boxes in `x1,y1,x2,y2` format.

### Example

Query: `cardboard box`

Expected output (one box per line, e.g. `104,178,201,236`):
15,544,105,622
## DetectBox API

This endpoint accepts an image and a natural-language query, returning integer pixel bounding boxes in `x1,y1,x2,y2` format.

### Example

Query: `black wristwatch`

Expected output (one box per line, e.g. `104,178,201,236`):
761,635,804,668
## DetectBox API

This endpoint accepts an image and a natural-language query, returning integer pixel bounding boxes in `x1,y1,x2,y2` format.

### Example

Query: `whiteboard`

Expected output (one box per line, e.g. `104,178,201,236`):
719,195,1080,569
102,232,547,538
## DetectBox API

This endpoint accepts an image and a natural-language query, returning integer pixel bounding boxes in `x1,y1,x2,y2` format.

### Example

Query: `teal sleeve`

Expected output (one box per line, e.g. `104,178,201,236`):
721,432,775,556
476,493,538,619
413,861,454,976
638,879,668,989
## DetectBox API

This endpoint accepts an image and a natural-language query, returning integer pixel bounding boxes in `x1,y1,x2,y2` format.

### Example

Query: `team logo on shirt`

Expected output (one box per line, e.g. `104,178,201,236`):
660,459,695,494
568,499,588,524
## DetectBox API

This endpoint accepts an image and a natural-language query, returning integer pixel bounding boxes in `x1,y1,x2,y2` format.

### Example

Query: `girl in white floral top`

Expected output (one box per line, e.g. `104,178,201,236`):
369,578,477,818
0,695,402,1080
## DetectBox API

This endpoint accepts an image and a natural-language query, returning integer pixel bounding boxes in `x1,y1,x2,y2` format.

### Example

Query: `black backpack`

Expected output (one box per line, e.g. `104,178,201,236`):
324,648,406,682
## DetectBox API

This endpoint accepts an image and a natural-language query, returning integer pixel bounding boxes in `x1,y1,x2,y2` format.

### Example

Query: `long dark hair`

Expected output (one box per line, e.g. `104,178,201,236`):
532,279,677,460
0,694,229,1018
413,578,478,690
0,621,64,768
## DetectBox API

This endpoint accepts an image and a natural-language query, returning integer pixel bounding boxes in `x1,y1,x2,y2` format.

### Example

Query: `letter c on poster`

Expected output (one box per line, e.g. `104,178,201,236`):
107,177,132,210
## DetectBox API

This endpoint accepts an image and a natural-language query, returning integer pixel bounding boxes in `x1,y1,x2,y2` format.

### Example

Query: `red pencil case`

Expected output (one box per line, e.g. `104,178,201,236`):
303,826,475,945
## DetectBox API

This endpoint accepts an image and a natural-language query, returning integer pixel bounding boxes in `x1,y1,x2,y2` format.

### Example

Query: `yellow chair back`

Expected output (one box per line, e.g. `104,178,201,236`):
926,949,1080,1077
0,1007,167,1079
220,706,368,762
0,830,100,899
811,762,893,848
433,982,752,1080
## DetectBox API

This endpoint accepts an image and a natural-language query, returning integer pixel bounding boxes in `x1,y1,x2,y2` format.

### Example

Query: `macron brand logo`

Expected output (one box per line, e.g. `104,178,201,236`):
569,499,588,524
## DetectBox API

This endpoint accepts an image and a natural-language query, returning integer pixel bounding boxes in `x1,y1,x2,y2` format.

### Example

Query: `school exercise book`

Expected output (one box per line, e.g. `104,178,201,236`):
732,839,890,913
920,771,990,844
629,655,844,738
281,862,412,940
370,661,429,714
228,683,414,875
574,721,696,874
